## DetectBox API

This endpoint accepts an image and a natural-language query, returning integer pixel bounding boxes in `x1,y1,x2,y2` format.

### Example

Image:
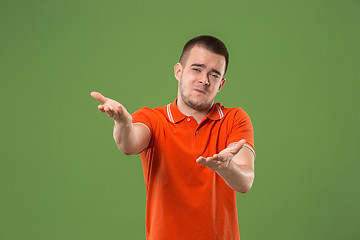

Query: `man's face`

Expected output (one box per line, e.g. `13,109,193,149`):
175,45,226,112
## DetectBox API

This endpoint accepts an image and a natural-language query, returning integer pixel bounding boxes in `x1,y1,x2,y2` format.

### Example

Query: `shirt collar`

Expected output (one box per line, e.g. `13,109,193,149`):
167,98,224,123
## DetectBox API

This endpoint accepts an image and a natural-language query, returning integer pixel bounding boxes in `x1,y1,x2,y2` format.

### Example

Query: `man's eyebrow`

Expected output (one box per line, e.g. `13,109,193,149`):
191,63,222,76
211,68,221,76
191,63,206,68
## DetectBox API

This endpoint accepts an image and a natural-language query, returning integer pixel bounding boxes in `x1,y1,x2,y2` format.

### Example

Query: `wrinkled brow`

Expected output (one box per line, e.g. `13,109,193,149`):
190,64,222,76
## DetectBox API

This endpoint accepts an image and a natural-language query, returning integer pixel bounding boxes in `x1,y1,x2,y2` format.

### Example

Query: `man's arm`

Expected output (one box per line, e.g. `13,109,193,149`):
91,91,150,155
196,140,255,193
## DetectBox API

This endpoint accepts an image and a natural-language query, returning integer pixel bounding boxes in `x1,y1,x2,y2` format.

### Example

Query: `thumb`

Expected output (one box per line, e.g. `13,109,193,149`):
228,139,246,154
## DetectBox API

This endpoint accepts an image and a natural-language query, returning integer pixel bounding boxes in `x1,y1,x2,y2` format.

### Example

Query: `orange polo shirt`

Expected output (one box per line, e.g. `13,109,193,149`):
132,99,255,240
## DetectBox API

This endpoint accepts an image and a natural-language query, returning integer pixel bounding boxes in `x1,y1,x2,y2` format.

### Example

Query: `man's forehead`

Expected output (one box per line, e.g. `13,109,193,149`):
185,45,226,72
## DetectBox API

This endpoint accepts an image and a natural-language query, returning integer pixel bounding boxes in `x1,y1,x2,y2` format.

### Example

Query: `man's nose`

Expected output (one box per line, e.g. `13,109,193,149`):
199,74,210,86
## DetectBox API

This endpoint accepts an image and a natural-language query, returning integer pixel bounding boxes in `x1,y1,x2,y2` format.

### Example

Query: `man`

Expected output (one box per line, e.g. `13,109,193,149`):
91,35,255,240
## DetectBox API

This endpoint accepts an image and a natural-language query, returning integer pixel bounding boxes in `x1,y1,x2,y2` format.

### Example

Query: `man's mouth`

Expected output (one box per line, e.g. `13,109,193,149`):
194,88,206,94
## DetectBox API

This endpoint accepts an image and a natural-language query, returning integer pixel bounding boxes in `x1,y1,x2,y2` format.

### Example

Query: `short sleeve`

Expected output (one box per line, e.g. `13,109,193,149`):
226,108,255,156
131,107,155,137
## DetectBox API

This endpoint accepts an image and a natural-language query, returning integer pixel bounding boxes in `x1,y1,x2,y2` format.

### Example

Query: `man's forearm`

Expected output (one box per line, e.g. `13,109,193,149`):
215,162,254,193
113,121,141,155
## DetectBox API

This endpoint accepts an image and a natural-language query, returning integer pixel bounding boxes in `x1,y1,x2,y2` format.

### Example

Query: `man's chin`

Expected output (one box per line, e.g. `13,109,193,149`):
186,99,212,111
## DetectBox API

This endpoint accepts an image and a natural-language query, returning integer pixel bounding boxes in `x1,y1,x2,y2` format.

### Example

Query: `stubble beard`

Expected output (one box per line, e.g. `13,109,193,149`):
179,79,213,112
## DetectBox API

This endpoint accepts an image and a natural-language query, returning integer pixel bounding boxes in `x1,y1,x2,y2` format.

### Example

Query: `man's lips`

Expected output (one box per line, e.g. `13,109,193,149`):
194,88,206,94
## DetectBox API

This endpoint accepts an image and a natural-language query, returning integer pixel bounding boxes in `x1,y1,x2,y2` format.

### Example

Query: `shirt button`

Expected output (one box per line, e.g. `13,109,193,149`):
187,118,191,122
195,130,199,134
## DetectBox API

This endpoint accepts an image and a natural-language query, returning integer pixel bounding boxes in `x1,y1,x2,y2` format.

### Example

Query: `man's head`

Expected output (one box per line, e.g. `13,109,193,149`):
174,35,228,112
179,35,229,76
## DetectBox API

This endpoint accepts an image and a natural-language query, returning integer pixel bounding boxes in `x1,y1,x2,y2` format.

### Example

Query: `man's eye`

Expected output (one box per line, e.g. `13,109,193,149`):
211,74,219,79
193,68,200,72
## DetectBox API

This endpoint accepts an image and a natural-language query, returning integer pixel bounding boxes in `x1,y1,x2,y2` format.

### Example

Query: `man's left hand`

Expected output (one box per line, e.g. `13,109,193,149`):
196,139,246,171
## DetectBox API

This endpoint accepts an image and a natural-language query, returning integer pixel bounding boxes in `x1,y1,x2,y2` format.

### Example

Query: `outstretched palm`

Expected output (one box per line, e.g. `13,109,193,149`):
196,139,246,170
91,91,131,124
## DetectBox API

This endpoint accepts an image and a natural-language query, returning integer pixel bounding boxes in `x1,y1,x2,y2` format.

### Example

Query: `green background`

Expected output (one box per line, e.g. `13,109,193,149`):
1,0,359,239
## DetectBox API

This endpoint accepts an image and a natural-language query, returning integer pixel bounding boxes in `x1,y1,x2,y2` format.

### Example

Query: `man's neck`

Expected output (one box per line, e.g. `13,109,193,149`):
176,98,213,124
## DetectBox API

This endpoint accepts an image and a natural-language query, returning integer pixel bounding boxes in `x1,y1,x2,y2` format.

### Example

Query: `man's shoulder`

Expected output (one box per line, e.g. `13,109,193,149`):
132,104,168,119
216,102,248,118
134,104,167,114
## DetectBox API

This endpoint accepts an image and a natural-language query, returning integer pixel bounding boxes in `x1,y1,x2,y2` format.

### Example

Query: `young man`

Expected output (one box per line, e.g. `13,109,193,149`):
91,35,255,240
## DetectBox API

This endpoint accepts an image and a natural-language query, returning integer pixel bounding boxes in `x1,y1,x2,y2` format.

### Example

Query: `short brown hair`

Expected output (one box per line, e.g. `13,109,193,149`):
179,35,229,75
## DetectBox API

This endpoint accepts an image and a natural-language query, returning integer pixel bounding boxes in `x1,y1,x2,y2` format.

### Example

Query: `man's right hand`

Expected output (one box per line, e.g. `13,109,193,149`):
91,91,132,124
91,91,150,155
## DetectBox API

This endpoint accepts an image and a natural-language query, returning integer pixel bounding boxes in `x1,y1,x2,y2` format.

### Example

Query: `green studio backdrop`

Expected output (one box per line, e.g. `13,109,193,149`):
1,0,359,239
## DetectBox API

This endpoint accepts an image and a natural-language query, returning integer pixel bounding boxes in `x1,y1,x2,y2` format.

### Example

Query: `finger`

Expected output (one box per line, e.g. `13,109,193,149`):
196,156,206,164
98,105,105,112
202,157,222,168
228,139,246,149
228,139,246,154
103,106,111,114
104,106,113,113
110,106,118,115
91,91,108,104
110,107,120,119
103,105,117,112
211,154,225,163
206,157,217,162
105,108,114,118
116,105,123,114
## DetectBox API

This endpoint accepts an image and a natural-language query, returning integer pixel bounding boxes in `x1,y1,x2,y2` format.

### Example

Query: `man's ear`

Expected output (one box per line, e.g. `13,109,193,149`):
217,78,226,92
174,62,182,81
